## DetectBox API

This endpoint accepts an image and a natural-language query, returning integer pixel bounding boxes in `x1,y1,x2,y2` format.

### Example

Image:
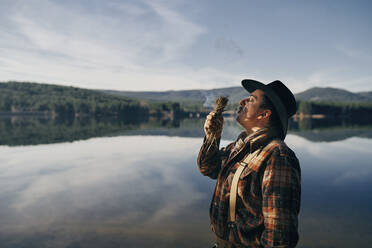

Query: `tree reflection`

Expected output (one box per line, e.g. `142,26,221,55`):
1,116,372,146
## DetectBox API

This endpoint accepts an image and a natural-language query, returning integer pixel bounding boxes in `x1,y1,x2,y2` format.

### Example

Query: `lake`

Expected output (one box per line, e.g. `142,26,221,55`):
0,117,371,247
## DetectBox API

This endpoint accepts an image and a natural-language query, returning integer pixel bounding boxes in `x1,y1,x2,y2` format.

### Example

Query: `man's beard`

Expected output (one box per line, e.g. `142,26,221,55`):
236,106,244,123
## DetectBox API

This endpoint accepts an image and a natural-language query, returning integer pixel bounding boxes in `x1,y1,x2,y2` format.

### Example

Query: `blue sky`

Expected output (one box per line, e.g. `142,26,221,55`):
0,0,371,93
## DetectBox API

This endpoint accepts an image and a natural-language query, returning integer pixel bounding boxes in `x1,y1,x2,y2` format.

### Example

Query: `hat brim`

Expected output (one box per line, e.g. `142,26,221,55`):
241,79,288,139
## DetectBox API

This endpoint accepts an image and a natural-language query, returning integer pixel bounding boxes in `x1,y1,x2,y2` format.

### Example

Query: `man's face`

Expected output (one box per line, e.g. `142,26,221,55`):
236,89,266,128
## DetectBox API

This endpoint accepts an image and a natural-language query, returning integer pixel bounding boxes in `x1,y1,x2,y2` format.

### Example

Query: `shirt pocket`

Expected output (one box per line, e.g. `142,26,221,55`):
238,168,261,203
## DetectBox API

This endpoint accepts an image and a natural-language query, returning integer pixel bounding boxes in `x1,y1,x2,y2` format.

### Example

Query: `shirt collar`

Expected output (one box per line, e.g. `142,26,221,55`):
234,127,277,154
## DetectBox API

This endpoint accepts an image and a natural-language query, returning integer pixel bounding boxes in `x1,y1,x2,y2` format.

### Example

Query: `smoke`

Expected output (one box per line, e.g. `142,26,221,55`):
201,91,218,108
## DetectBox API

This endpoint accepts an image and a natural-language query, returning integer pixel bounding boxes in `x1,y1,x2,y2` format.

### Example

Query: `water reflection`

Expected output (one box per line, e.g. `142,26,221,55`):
1,116,372,146
1,116,372,247
0,136,216,247
0,133,371,247
286,135,372,247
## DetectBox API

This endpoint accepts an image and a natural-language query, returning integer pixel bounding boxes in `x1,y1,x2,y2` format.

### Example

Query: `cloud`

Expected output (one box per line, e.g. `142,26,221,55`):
1,0,239,91
144,0,205,63
281,44,372,93
279,68,372,94
214,37,244,57
335,44,372,61
0,136,207,226
1,1,370,92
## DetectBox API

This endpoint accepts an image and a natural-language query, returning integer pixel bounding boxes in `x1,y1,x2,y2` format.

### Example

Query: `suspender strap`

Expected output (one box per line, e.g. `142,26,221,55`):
228,139,280,223
228,149,259,223
229,162,247,223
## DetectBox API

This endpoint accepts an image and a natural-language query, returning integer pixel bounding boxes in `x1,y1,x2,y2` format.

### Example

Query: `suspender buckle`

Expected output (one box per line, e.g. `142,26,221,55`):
227,222,236,229
238,161,248,167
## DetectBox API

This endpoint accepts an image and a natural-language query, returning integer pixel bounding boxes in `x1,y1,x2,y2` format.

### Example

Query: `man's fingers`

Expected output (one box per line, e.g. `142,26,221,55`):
207,112,223,121
207,112,217,119
204,111,223,137
206,111,217,119
205,117,222,127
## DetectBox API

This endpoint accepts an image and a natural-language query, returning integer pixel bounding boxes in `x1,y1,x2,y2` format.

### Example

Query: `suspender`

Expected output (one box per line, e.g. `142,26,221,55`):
228,149,260,223
228,140,280,224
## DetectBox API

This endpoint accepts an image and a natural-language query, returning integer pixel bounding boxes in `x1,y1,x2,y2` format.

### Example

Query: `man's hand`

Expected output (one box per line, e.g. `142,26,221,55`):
204,111,224,140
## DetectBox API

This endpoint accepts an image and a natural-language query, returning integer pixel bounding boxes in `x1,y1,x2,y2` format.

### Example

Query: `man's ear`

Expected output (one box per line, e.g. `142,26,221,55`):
258,109,271,120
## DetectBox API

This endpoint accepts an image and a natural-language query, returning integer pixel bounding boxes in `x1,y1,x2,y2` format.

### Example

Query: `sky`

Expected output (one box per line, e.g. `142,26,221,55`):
0,0,371,93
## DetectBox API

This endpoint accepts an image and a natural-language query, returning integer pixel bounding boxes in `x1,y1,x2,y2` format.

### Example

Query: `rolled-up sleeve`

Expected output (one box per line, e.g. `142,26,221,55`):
261,150,301,248
197,137,222,179
197,137,235,179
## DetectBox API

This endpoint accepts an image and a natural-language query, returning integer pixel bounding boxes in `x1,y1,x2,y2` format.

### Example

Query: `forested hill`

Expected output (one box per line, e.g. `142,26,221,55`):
0,81,182,119
295,87,372,102
103,87,247,108
102,85,372,120
1,81,372,120
103,86,372,105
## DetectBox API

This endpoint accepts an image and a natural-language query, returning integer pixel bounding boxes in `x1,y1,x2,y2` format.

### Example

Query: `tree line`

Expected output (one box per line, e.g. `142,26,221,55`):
297,100,372,121
2,81,371,121
0,81,185,119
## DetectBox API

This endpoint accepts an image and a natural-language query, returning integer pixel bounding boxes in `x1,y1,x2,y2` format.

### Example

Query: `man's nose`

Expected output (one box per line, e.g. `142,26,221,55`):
239,98,247,105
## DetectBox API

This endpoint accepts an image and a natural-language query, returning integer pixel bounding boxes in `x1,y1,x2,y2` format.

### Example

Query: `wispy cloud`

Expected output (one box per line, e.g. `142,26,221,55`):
214,37,244,57
280,68,372,93
335,44,372,61
0,136,208,230
0,0,240,90
0,0,371,92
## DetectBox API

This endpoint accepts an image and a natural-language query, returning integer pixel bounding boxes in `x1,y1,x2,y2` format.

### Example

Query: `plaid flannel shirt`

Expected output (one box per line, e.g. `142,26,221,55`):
197,128,301,247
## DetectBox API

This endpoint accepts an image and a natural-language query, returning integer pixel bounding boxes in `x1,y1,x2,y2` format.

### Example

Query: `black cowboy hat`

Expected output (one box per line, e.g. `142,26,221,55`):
241,79,297,139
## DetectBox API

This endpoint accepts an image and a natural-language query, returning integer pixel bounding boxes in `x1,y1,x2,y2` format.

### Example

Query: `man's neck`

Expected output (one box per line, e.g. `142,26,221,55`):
245,126,265,136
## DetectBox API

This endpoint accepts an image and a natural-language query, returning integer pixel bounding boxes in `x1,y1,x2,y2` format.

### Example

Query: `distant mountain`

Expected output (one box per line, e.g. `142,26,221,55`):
358,91,372,100
102,86,372,105
295,87,372,102
103,87,248,108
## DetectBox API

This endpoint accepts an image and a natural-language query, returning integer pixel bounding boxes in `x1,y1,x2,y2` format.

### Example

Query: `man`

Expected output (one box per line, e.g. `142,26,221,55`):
197,79,301,248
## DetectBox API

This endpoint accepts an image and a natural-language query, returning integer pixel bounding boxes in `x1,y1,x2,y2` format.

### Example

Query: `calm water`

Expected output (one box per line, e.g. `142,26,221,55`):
0,117,371,247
